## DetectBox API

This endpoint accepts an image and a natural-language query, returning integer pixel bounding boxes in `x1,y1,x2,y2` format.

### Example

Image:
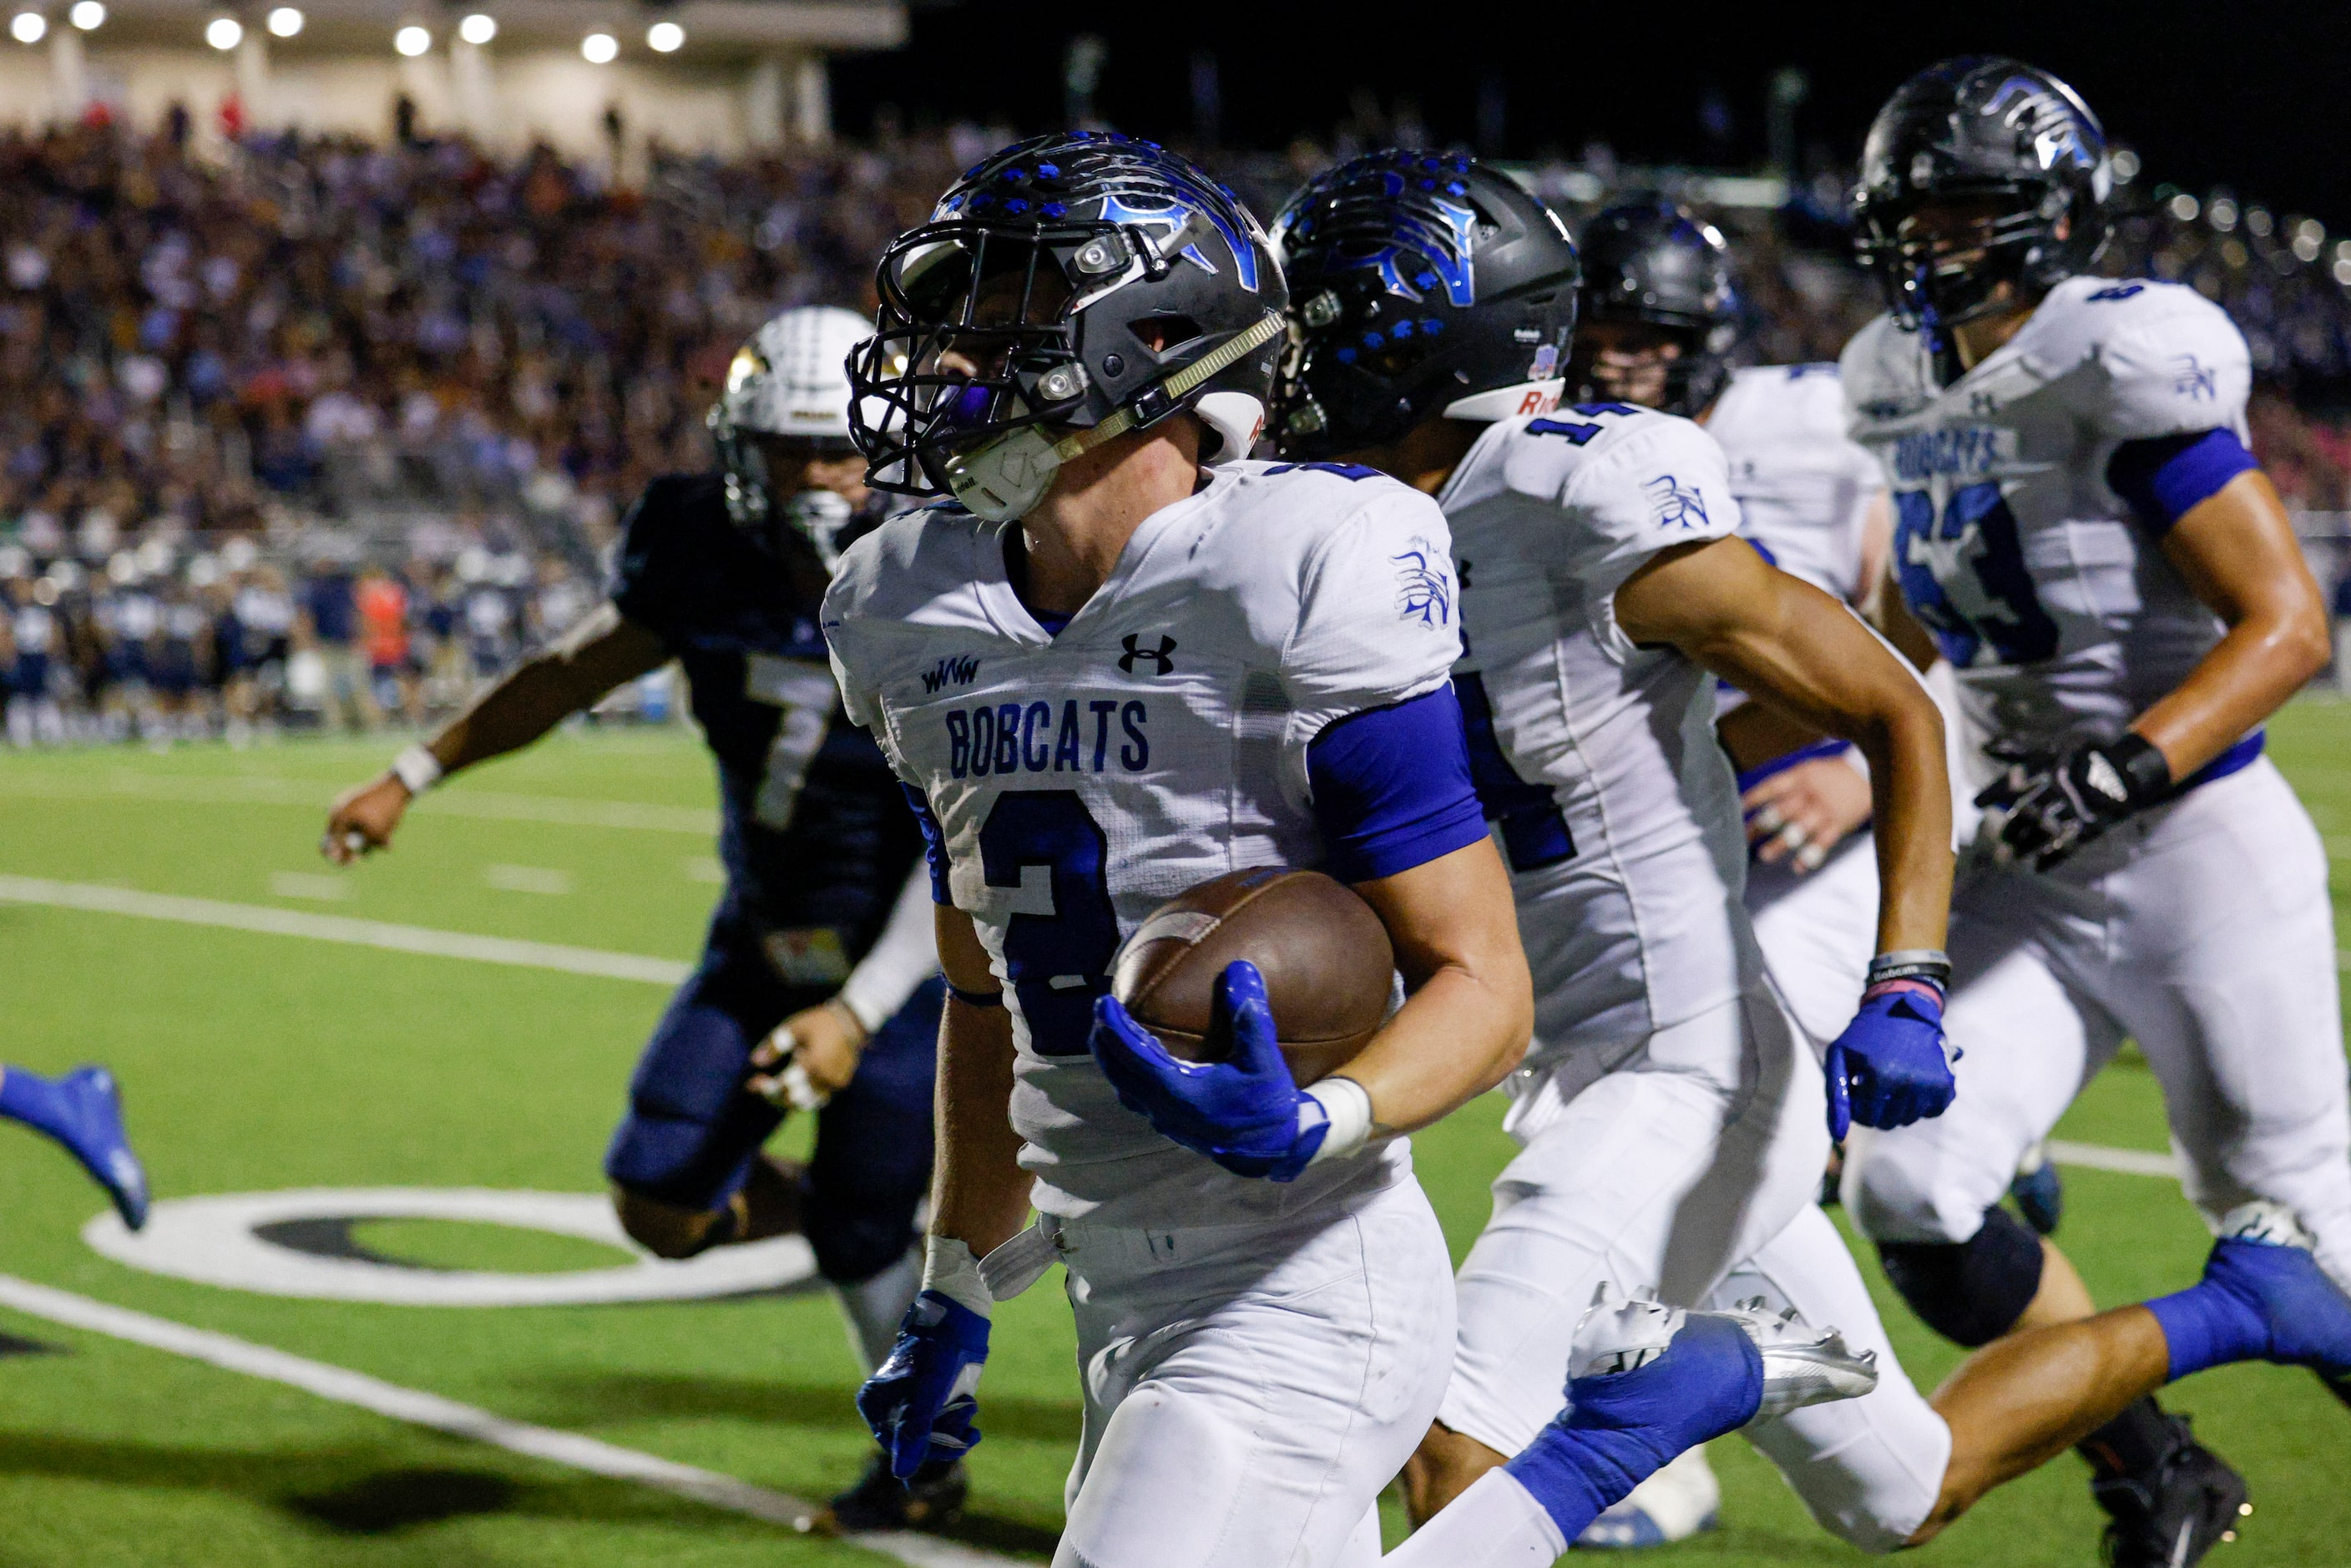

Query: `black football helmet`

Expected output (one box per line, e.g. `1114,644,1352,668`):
1568,198,1738,417
847,132,1287,520
1853,57,2112,343
1271,150,1580,460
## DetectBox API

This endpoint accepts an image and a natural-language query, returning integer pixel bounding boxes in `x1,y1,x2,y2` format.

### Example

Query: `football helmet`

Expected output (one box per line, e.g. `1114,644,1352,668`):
710,304,872,565
1569,198,1738,417
848,132,1287,522
1270,150,1579,460
1853,57,2112,343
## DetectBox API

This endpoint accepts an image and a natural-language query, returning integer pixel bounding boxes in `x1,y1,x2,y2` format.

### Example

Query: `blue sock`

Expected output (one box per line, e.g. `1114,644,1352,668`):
1504,1316,1762,1540
0,1065,73,1144
2146,1252,2273,1379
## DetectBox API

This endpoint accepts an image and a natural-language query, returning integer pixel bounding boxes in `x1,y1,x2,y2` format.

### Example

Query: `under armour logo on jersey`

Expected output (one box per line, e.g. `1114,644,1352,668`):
1969,391,2000,416
2172,355,2217,401
921,654,982,692
1119,634,1177,675
1645,475,1711,530
1393,544,1452,627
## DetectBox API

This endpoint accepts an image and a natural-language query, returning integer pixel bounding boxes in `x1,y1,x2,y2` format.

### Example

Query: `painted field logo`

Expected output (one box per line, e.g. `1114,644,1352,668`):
921,654,982,693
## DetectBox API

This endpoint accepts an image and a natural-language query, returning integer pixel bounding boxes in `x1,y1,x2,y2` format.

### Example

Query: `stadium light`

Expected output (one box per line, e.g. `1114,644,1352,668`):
458,12,493,44
68,0,102,29
645,19,682,51
9,9,43,41
580,29,615,63
393,23,429,54
266,5,301,35
205,14,240,48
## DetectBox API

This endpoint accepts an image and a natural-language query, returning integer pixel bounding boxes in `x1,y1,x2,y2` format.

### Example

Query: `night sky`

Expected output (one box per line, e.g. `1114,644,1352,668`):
832,1,2351,225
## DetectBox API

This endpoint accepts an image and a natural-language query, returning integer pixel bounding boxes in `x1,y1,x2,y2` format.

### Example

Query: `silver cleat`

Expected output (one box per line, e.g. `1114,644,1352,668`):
1570,1285,1879,1423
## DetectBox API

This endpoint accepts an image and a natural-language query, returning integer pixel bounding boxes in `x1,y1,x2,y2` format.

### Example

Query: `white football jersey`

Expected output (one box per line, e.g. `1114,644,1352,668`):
1843,276,2252,753
824,462,1464,1226
1438,404,1755,1068
1707,363,1885,604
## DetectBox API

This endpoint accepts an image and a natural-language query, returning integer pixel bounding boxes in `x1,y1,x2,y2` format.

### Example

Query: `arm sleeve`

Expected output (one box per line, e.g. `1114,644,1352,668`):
606,481,673,637
2106,428,2262,534
1282,484,1485,883
836,862,942,1032
1306,685,1488,883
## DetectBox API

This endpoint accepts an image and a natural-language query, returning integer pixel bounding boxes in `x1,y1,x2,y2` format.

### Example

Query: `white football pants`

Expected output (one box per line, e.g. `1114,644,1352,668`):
1846,757,2351,1291
1746,831,1879,1047
1438,987,1829,1456
1050,1173,1456,1568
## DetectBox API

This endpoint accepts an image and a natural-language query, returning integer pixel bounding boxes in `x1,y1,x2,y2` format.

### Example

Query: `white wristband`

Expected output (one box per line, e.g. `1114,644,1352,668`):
921,1234,993,1321
1302,1076,1375,1167
392,744,444,795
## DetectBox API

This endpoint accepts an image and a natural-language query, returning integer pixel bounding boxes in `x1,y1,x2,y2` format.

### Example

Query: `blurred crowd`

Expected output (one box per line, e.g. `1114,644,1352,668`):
6,116,2351,746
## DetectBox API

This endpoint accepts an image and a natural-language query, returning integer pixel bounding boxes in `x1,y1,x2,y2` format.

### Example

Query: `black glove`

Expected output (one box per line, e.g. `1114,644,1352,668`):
1974,732,2172,870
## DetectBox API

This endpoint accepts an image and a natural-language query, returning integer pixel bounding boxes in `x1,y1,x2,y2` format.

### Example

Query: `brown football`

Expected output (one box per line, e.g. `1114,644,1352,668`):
1110,867,1396,1086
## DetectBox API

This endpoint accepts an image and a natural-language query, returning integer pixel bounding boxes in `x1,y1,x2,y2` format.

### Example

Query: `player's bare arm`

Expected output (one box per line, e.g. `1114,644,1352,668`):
1340,838,1532,1136
2133,469,2331,776
321,602,668,862
925,906,1034,1259
1615,535,1953,956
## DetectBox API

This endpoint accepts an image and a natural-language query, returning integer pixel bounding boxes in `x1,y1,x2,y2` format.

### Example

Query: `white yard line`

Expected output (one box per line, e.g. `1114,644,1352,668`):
0,773,718,834
2045,1140,2183,1179
0,1273,1012,1568
0,875,690,987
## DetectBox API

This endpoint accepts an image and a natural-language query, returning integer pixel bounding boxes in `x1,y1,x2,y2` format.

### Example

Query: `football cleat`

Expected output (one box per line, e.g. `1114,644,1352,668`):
1574,1444,1720,1550
2091,1414,2251,1568
1570,1287,1878,1423
798,1447,968,1536
57,1066,149,1231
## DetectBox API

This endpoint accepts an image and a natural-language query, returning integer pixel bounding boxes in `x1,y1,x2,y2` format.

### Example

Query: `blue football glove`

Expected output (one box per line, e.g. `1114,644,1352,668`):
855,1289,990,1480
1088,960,1330,1181
1824,984,1954,1141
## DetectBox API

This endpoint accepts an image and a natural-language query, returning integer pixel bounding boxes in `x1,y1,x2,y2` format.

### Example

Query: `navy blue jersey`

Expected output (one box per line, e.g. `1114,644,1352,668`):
611,473,921,978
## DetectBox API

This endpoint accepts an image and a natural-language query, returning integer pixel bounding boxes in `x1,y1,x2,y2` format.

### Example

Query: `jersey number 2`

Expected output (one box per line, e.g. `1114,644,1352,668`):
1893,483,2059,666
978,791,1120,1058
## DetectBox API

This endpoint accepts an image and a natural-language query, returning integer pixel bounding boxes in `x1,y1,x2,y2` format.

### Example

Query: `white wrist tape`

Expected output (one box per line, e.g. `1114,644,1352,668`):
1302,1076,1374,1167
921,1234,993,1320
391,744,444,795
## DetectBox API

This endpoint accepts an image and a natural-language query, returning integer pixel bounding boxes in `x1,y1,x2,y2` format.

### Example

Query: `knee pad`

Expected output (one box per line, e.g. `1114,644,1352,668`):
1876,1205,2045,1348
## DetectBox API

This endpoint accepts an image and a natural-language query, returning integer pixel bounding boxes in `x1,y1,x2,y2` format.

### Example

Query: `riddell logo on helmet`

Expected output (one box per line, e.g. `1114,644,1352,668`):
1514,386,1559,416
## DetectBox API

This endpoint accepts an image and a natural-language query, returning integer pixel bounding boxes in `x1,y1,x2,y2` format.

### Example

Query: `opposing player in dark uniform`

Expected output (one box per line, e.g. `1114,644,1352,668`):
322,305,964,1532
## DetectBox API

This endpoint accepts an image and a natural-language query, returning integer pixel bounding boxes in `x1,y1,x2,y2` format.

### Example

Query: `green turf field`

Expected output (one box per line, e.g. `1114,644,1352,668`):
1,705,2346,1566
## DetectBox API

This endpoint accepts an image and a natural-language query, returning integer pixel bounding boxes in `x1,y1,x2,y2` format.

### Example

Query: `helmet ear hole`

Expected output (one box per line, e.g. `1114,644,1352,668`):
1130,314,1205,357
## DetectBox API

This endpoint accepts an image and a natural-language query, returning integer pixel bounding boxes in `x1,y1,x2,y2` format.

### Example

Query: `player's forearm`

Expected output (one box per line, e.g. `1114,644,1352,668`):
1343,840,1532,1133
929,908,1033,1256
836,866,942,1032
428,604,667,776
928,997,1034,1257
1856,696,1954,953
1715,696,1837,775
1340,963,1529,1133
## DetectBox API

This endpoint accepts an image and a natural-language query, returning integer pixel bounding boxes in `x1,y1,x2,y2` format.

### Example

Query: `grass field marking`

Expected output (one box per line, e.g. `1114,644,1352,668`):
0,874,692,986
0,771,720,834
0,1271,1018,1568
483,864,578,897
2045,1139,2183,1179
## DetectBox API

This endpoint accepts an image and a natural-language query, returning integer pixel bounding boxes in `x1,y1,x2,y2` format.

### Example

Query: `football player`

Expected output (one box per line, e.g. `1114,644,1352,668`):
321,305,958,1532
1,1062,148,1229
1568,196,2220,1557
826,132,1876,1568
1839,56,2351,1562
1275,150,2351,1560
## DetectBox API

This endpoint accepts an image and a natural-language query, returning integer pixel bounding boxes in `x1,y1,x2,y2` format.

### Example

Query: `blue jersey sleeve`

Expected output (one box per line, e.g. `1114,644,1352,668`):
1306,685,1490,883
900,782,953,903
2106,428,2260,534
